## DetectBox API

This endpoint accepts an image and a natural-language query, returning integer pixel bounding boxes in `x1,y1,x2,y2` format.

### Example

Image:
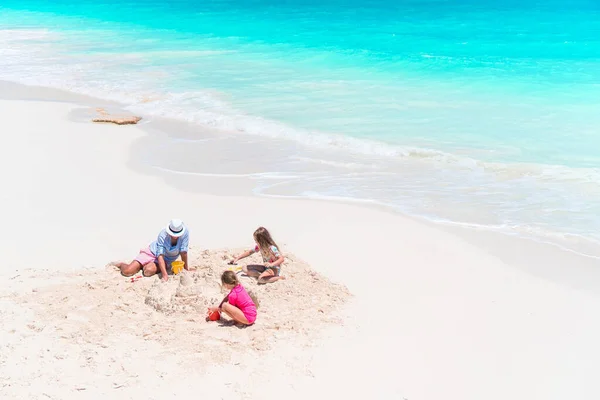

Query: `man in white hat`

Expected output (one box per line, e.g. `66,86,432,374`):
116,219,193,281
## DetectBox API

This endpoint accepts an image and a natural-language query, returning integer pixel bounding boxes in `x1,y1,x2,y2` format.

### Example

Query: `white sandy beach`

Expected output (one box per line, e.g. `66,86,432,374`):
2,86,600,399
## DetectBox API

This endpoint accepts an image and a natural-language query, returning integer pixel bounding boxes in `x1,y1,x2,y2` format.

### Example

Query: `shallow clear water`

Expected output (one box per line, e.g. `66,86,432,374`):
1,0,600,255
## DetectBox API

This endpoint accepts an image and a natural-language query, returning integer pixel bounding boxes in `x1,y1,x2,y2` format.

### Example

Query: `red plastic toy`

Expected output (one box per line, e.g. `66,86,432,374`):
208,309,221,321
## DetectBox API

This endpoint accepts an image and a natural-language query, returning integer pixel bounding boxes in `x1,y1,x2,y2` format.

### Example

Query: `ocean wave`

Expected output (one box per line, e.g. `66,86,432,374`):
1,27,598,178
151,166,302,180
2,28,599,187
2,26,599,191
287,156,378,170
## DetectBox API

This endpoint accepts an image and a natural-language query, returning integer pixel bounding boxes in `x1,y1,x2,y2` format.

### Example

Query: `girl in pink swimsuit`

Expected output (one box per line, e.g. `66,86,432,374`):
209,271,258,325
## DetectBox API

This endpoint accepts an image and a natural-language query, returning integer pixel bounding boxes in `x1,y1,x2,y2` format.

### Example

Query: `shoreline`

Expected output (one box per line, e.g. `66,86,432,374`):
3,78,599,263
2,79,599,260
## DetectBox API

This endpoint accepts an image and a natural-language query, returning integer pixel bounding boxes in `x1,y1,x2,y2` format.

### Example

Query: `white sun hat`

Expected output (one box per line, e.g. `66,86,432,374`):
166,219,186,237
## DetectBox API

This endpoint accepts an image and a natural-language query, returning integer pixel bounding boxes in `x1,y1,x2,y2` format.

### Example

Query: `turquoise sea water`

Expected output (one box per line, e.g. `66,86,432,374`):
1,0,600,255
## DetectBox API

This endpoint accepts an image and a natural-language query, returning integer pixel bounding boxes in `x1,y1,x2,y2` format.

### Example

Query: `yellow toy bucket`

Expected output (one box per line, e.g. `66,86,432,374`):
172,260,185,275
228,265,242,273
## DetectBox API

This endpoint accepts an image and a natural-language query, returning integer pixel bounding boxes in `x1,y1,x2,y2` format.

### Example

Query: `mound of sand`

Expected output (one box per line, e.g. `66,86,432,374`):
10,247,350,368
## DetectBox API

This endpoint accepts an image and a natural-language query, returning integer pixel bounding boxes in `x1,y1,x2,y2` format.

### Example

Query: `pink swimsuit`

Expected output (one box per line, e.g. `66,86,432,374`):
228,284,257,324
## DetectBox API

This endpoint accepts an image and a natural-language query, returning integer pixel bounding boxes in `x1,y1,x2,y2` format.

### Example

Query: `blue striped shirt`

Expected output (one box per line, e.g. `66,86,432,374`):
149,228,189,262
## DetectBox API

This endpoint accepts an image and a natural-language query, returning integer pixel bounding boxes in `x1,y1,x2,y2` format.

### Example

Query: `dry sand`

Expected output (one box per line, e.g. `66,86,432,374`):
2,247,348,399
2,89,600,400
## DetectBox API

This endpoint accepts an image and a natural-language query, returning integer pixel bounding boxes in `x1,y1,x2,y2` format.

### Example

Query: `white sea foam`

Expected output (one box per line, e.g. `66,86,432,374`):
257,188,600,259
0,28,597,178
152,166,302,180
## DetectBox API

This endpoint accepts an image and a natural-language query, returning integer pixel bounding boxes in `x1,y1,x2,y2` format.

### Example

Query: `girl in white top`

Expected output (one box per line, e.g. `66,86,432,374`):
230,226,285,284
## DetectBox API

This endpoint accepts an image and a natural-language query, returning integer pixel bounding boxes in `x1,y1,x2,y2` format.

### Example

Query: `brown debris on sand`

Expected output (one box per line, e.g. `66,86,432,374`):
92,107,142,125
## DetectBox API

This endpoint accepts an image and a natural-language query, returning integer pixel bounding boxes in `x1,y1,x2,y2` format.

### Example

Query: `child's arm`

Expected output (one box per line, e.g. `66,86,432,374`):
266,254,285,268
218,295,229,308
231,249,252,264
209,295,229,313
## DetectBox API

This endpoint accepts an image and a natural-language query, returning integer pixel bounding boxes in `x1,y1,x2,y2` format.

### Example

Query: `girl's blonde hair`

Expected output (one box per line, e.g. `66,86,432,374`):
253,226,281,260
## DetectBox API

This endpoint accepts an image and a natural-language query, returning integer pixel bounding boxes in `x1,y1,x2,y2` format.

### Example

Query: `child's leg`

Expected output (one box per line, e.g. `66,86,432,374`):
243,264,266,278
221,303,251,325
257,268,286,284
